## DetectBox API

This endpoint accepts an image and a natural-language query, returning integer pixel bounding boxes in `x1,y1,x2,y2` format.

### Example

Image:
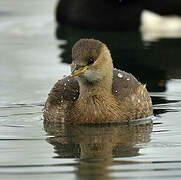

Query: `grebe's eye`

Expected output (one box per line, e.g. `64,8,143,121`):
87,58,94,66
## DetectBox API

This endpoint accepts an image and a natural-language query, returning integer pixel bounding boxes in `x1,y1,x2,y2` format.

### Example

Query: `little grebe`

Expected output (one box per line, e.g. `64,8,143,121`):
43,39,153,123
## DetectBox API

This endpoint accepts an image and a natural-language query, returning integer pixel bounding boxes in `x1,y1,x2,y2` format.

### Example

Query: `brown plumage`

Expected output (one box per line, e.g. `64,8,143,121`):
43,39,153,123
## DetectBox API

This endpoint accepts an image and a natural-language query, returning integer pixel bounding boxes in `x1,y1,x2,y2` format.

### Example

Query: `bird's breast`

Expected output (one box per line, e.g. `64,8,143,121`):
66,95,121,123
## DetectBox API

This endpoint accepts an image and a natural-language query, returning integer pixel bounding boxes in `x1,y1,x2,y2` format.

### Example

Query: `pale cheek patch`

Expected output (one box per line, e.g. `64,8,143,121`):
83,69,101,82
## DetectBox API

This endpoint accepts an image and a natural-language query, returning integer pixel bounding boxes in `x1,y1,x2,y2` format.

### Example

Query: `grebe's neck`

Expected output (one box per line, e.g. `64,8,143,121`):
79,75,113,97
79,53,114,97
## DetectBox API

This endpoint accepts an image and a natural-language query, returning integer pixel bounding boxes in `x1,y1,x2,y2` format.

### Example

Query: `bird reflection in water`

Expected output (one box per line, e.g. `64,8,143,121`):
44,120,153,179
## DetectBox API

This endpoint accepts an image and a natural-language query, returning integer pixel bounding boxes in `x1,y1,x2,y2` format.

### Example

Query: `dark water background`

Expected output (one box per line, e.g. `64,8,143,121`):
0,0,181,179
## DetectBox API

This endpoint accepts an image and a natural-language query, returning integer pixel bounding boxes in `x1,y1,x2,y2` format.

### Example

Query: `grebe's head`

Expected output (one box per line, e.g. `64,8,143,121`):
71,39,113,84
